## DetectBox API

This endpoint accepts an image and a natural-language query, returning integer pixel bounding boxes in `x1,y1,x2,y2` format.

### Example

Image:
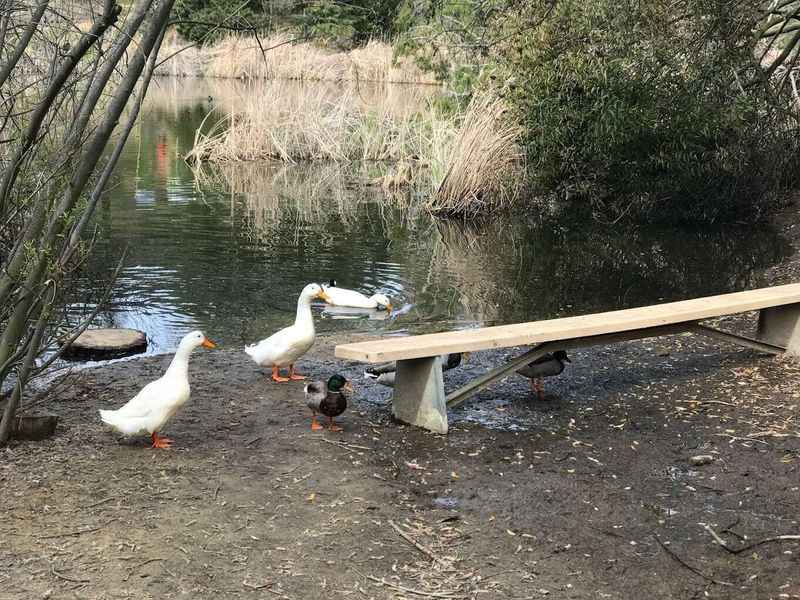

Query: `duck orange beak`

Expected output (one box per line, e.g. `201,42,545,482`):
202,338,217,349
384,303,393,311
317,290,332,303
344,380,354,393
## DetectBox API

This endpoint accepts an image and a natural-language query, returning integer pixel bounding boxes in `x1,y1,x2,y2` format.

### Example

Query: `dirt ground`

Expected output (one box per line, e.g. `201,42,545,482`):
3,231,800,600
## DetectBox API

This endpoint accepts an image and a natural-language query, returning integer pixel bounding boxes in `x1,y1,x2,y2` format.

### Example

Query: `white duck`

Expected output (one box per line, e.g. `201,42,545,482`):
322,279,392,311
245,282,330,382
99,330,216,448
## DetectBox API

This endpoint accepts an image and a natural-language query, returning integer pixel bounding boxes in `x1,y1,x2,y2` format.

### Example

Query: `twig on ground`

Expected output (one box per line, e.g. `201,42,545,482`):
122,557,165,582
39,519,116,539
51,566,89,584
318,437,372,452
747,430,799,439
653,534,732,586
389,519,446,565
243,579,273,590
358,570,466,599
702,524,800,555
681,400,736,407
85,497,114,509
245,436,262,447
714,433,770,446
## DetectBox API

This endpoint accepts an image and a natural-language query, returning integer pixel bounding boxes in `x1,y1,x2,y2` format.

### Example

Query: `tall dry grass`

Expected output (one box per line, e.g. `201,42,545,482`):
156,32,437,84
154,29,208,77
186,83,523,215
426,94,524,217
186,79,443,164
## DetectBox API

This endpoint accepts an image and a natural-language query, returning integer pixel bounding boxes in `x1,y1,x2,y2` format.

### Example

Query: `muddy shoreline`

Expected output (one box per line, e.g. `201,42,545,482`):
3,209,800,599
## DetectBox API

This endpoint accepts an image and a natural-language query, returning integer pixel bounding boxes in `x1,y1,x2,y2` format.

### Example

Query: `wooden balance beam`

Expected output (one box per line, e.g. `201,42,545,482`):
334,283,800,433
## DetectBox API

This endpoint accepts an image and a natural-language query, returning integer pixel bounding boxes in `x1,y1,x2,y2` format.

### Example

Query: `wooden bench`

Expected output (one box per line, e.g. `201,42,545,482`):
335,283,800,433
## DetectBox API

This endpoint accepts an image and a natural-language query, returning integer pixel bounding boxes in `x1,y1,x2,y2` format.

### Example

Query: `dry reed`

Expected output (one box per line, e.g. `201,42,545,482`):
154,29,207,77
156,32,437,84
185,80,442,164
186,83,523,216
426,94,523,217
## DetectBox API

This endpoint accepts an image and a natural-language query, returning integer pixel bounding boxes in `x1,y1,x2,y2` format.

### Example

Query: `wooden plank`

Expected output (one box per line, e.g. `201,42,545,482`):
445,323,694,409
336,284,800,363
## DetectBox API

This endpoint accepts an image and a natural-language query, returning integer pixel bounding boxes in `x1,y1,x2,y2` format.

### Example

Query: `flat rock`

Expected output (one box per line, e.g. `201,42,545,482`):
63,328,147,360
12,415,58,440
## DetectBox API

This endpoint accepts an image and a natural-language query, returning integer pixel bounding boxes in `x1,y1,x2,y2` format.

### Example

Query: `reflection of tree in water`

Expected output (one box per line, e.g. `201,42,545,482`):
207,161,421,245
427,217,792,325
212,159,792,329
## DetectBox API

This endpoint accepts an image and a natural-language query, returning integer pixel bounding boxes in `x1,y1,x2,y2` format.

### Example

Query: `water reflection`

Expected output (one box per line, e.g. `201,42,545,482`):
428,217,790,325
69,79,792,356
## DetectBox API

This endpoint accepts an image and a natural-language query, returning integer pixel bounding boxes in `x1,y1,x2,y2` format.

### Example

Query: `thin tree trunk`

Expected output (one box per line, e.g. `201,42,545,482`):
0,0,11,53
66,0,155,148
0,0,49,91
0,299,49,444
0,0,120,217
65,24,167,256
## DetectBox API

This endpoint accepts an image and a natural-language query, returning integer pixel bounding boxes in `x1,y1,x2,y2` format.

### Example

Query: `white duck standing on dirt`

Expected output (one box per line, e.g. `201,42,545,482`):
245,282,330,382
322,279,392,311
99,330,216,448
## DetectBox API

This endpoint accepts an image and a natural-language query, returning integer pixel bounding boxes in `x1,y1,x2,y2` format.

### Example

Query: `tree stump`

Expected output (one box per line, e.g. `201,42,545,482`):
12,415,58,440
62,328,147,360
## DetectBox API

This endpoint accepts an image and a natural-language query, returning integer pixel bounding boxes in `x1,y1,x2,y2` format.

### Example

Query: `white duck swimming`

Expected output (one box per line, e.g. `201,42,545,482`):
245,282,330,382
99,330,216,448
322,279,392,311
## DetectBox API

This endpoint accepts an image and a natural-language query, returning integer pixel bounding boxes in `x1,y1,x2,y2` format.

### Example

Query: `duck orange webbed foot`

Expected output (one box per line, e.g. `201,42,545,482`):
151,432,173,449
311,415,324,431
327,418,343,433
271,366,290,383
288,365,306,381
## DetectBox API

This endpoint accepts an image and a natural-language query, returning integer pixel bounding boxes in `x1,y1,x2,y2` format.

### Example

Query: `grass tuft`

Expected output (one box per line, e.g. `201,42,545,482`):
427,94,523,218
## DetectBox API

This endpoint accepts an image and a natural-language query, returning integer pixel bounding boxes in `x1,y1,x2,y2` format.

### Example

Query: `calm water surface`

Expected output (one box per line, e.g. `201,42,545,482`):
70,79,792,355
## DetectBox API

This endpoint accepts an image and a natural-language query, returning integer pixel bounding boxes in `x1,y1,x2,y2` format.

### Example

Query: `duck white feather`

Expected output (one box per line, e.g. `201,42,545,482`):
99,330,215,447
322,280,392,311
244,283,329,380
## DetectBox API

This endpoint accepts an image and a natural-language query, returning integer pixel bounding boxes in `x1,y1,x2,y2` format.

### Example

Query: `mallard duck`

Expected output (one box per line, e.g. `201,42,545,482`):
322,279,392,311
304,374,353,432
244,283,330,382
99,330,216,448
364,353,467,387
517,350,570,399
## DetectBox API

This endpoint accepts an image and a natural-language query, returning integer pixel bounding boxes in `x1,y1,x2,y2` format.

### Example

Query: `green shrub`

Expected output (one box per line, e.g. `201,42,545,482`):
293,0,404,49
502,0,800,224
173,0,270,43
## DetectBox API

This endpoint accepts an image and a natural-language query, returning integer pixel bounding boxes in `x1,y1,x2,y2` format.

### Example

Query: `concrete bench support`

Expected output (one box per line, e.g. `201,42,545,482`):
392,356,448,434
758,303,800,355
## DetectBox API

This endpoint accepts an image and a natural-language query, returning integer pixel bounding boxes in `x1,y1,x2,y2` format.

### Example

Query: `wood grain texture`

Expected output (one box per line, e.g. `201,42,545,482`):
335,284,800,363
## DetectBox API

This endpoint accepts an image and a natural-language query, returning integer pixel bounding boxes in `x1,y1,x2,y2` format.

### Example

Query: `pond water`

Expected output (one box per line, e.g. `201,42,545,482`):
70,78,792,356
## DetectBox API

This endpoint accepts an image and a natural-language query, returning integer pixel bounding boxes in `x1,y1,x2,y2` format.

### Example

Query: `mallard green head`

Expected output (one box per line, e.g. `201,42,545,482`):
553,350,571,363
327,374,352,392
